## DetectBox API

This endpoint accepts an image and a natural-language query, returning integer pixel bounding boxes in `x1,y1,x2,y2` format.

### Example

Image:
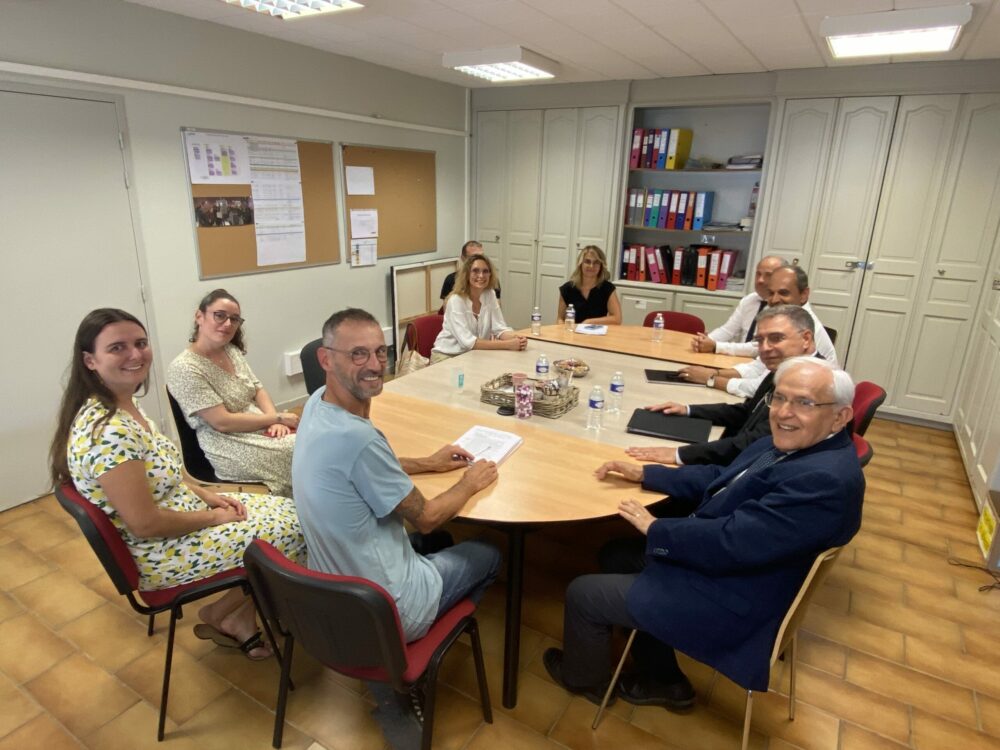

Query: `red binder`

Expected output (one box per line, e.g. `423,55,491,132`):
667,192,680,229
646,246,661,283
629,128,643,169
718,250,737,290
637,245,647,281
639,131,651,169
695,245,710,287
672,247,683,285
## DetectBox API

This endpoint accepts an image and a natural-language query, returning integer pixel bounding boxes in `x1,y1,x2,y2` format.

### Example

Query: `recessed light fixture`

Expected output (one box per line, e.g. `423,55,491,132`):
443,46,559,83
222,0,363,20
821,4,973,58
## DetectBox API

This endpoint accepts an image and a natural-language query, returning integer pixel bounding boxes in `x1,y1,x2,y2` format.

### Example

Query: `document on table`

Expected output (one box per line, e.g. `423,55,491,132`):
575,323,608,335
454,425,523,465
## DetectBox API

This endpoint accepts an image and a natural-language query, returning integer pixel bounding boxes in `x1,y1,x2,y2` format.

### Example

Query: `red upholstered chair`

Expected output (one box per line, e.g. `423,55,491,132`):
244,540,492,750
403,314,445,360
642,310,706,334
851,381,887,437
55,483,248,741
853,433,873,468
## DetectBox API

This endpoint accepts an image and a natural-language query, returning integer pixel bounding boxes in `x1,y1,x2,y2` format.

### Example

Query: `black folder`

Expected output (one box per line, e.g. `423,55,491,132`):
626,409,712,444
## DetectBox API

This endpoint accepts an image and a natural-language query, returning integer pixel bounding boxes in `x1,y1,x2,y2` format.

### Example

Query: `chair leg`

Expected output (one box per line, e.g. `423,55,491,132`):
788,636,797,721
467,619,493,724
147,613,155,636
273,636,294,749
592,628,637,731
420,668,439,750
157,609,179,741
741,690,753,750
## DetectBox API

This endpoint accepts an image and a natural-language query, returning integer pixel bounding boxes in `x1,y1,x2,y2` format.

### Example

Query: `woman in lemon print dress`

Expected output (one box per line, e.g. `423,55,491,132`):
50,308,305,659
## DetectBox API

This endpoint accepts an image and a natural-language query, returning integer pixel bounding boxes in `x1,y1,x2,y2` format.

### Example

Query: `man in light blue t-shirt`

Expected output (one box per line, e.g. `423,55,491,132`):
292,307,501,643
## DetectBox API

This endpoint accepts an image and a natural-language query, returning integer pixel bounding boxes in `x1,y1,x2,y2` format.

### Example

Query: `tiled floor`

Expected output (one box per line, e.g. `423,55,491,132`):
1,418,999,749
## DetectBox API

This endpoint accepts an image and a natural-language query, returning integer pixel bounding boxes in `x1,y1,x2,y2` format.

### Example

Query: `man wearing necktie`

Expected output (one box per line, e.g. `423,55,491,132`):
543,357,864,711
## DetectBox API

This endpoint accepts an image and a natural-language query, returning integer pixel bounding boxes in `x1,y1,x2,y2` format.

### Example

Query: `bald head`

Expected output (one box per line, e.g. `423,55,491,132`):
754,256,788,298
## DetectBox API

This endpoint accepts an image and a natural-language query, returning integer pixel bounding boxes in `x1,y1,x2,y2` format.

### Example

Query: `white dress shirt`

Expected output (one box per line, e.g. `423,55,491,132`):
708,292,765,357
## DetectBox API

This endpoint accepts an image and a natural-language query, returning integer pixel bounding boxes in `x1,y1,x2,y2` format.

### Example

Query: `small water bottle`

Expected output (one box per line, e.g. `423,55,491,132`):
531,306,542,336
587,386,605,430
651,312,665,343
608,371,624,414
535,353,549,378
565,304,576,332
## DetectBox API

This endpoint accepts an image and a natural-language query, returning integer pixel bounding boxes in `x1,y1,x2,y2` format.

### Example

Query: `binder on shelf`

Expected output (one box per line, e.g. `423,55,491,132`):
666,128,693,170
672,247,684,285
667,191,680,229
646,246,662,283
657,245,672,283
707,248,721,291
656,129,670,169
718,250,737,290
674,192,689,230
650,130,662,169
640,131,652,169
626,188,639,226
643,190,655,227
683,191,696,230
692,191,715,230
628,245,639,280
657,190,671,229
681,246,699,286
637,245,647,281
695,245,710,287
629,128,643,169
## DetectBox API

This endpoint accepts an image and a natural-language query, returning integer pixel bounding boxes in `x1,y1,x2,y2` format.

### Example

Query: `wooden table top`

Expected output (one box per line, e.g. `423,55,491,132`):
378,341,742,524
512,324,752,369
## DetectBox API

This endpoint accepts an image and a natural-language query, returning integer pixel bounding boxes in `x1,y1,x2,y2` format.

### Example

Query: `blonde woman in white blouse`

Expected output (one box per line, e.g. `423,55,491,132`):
431,254,527,363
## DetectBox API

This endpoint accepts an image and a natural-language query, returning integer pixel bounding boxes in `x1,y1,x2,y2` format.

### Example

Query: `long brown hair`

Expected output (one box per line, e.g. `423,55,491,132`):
49,308,149,487
189,288,246,353
451,254,499,300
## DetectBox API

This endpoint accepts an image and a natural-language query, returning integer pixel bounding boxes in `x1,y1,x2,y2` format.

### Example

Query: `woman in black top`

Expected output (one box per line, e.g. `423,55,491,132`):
557,245,622,325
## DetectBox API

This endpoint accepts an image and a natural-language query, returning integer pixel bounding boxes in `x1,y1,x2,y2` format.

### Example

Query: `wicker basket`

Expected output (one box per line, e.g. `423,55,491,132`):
480,373,579,419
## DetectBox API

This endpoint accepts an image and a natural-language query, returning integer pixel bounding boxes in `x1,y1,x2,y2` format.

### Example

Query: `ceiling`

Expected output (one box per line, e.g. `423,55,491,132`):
123,0,1000,87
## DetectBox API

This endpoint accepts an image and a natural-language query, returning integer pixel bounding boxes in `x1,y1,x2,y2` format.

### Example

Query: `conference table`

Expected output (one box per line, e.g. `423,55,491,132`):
377,334,749,708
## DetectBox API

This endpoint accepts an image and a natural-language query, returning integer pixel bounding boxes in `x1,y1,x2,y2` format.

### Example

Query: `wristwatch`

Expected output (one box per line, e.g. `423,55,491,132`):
706,373,717,389
275,413,284,424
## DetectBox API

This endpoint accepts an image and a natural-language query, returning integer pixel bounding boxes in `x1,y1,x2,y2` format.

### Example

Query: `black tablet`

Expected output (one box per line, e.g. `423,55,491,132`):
626,409,712,444
644,369,700,386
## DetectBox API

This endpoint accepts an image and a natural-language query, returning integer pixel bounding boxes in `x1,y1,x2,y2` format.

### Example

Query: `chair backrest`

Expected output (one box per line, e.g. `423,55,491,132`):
244,540,410,689
55,483,140,595
852,433,874,468
851,381,886,437
642,310,706,334
404,314,445,360
770,546,844,664
165,389,220,483
300,339,326,396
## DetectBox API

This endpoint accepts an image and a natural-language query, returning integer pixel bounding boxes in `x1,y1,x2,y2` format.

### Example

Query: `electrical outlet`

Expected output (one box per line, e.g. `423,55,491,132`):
634,299,648,309
283,351,303,377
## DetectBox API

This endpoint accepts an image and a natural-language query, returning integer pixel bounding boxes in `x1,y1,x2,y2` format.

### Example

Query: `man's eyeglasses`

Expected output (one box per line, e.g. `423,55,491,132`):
764,391,838,412
751,332,791,347
210,310,245,327
323,345,388,365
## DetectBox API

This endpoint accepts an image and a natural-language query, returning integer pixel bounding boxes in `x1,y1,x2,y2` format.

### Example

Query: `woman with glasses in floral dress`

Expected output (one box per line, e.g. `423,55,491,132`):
167,289,297,496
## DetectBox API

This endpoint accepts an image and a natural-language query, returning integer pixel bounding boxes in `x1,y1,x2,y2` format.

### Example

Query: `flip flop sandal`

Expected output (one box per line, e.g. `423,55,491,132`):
238,631,272,661
193,623,241,649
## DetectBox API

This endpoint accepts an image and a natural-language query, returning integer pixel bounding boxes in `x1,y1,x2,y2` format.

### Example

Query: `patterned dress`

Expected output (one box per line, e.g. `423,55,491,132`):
167,346,294,496
67,397,305,590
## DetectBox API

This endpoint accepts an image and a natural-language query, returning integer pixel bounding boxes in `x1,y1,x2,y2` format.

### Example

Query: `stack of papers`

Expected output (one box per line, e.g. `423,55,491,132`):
454,425,523,464
575,323,608,336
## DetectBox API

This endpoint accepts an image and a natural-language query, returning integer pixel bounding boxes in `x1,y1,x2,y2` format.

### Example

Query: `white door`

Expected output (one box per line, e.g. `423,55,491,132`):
846,95,961,392
0,88,147,508
894,93,1000,417
502,110,543,329
474,110,508,277
536,109,579,325
806,97,897,352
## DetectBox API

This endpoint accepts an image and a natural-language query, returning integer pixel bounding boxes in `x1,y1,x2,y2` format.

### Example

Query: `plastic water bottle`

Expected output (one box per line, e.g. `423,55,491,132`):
565,304,576,332
535,353,549,378
531,306,542,336
608,371,624,414
652,312,665,343
587,385,605,430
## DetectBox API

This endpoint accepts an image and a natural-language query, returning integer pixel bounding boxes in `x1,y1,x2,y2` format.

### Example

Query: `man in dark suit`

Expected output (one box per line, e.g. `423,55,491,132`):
625,305,817,467
543,357,864,709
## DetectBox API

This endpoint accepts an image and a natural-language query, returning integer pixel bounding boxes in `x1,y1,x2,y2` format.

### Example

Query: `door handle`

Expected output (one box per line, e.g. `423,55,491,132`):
844,260,875,270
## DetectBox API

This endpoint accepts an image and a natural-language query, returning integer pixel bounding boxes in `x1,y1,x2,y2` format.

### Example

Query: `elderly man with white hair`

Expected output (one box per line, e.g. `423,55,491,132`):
543,357,865,711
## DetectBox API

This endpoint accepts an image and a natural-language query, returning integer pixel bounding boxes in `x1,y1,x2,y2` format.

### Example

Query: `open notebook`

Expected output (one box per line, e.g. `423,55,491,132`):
454,425,523,464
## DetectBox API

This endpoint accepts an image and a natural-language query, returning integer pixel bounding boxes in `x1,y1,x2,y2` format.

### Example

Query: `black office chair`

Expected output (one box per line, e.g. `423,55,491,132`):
165,389,220,483
300,339,325,395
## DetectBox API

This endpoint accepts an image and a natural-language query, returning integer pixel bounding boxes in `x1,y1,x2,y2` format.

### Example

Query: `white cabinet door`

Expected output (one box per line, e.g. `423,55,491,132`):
846,95,960,395
572,106,619,265
619,290,673,326
758,99,837,268
502,110,543,329
474,110,508,274
535,109,579,327
674,292,740,332
895,94,1000,417
806,97,897,353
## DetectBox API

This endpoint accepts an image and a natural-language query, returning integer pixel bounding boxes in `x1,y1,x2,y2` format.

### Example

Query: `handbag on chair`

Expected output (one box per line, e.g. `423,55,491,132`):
396,324,429,376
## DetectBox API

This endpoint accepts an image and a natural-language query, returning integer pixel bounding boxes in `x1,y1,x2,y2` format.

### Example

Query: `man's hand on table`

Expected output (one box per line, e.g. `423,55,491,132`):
678,365,716,385
645,401,687,415
459,459,498,493
690,333,717,353
624,446,678,465
594,461,643,483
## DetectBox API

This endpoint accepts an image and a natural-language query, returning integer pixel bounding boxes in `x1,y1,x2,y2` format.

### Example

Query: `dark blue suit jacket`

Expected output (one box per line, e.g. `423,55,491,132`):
627,429,864,691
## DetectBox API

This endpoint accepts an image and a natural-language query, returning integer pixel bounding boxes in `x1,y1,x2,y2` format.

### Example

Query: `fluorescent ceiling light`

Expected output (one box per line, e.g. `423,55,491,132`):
222,0,363,20
443,47,559,83
821,4,972,58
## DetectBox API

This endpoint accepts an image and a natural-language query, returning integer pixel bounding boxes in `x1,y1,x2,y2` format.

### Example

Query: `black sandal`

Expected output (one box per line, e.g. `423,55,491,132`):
237,631,271,661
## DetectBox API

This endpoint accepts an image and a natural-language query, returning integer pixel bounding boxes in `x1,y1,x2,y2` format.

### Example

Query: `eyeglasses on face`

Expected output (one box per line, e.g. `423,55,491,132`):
764,391,837,412
323,345,389,365
210,310,244,327
470,268,491,276
752,332,793,346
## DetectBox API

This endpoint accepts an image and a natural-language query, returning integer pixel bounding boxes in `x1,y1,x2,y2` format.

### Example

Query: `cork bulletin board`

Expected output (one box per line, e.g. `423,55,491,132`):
342,145,437,259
